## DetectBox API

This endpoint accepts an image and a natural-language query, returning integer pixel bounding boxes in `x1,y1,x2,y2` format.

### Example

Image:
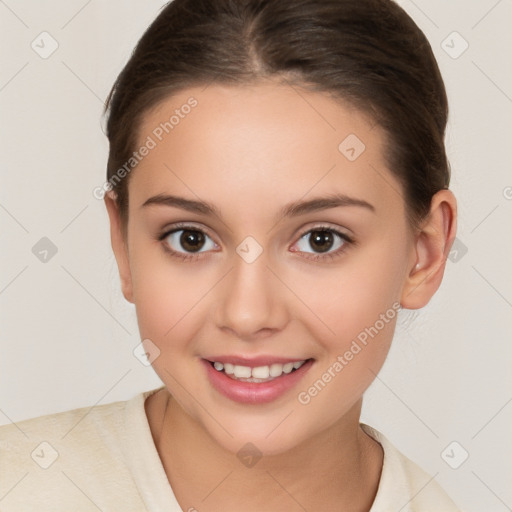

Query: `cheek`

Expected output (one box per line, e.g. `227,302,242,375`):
129,242,206,346
132,264,210,398
294,278,401,426
284,237,406,347
284,235,406,411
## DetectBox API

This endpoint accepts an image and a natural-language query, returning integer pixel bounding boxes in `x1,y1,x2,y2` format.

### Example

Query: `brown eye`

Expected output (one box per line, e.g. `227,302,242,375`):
308,230,335,253
293,226,353,261
180,229,206,252
162,227,216,255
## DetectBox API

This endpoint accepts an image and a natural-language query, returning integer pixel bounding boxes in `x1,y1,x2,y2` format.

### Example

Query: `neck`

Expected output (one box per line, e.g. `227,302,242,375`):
146,389,383,512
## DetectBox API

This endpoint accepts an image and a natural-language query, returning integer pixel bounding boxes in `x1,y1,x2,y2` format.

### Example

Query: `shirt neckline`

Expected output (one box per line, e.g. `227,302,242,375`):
122,385,182,512
122,387,404,512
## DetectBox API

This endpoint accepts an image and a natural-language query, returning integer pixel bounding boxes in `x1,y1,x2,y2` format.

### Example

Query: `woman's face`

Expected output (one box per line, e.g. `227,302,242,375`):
115,82,417,454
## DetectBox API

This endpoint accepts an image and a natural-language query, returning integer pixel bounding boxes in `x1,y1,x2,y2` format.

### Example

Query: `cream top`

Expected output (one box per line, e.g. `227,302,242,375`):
0,386,461,511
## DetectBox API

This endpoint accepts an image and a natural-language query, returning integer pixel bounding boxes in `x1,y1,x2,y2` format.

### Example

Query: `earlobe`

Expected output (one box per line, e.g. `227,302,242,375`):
104,191,134,304
400,189,457,309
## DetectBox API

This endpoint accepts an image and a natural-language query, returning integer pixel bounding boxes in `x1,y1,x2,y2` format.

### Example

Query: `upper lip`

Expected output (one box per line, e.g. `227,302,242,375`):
203,355,312,367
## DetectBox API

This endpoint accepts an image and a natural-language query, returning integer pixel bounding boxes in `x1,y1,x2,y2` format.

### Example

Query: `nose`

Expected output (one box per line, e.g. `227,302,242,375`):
213,247,289,341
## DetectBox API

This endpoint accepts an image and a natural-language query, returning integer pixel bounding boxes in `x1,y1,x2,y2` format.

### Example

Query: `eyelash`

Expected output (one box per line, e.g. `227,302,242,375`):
157,222,355,263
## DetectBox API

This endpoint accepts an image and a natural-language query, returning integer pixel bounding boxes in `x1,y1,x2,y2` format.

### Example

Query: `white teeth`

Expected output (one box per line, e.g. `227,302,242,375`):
211,360,307,380
282,362,294,374
252,366,270,379
233,365,252,378
224,363,234,374
269,363,283,377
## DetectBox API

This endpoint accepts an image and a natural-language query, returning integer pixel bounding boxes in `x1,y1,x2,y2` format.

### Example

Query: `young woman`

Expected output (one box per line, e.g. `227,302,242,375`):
1,0,461,510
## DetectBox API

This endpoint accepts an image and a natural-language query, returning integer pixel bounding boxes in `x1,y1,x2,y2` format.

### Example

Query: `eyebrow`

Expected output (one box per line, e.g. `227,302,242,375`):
141,192,375,220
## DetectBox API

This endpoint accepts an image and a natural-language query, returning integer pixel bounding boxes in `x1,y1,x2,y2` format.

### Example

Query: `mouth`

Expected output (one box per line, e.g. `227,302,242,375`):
201,357,315,404
207,359,310,383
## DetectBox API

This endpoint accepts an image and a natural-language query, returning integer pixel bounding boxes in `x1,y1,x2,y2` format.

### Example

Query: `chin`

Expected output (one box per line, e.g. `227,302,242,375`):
202,412,315,458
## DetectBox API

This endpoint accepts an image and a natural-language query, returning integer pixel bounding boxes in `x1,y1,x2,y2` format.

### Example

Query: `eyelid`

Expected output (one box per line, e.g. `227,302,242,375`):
295,222,354,243
158,221,218,244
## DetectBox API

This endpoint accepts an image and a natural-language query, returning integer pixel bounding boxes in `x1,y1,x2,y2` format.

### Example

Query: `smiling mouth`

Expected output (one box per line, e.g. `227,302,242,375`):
206,358,314,383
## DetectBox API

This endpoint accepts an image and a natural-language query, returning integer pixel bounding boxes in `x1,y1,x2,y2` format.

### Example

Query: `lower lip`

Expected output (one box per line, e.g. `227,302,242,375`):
202,358,314,404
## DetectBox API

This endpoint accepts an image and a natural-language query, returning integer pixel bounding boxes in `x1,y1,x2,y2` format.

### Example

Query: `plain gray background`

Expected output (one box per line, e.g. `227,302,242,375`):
1,1,511,510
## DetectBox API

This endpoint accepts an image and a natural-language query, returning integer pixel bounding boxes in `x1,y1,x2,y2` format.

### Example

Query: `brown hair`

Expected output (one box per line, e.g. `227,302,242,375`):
103,0,450,234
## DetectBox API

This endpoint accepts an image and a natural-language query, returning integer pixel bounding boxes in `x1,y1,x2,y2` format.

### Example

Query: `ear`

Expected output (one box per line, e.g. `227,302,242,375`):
104,191,134,303
400,189,457,309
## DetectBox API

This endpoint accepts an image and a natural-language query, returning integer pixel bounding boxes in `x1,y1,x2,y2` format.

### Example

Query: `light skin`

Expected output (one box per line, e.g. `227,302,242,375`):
105,81,457,511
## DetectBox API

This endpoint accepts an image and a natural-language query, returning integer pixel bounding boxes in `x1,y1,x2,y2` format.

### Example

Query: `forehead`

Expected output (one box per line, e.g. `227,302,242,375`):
130,82,402,219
